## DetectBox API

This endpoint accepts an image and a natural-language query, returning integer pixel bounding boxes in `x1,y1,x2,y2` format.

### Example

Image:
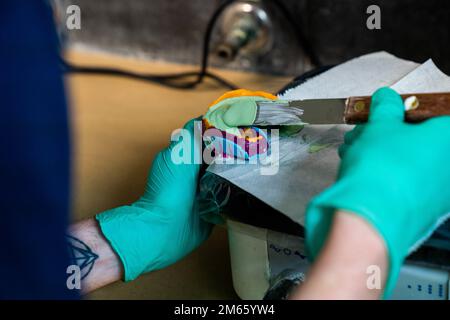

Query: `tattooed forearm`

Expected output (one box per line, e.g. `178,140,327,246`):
66,235,99,280
67,218,123,294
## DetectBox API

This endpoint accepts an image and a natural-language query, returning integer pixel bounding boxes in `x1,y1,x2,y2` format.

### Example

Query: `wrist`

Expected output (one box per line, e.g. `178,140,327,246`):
96,205,172,281
294,210,387,299
322,211,388,294
68,219,123,293
305,176,411,295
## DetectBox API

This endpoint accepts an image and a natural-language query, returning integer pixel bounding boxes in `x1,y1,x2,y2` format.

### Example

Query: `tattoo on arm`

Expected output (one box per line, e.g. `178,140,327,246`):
66,235,99,280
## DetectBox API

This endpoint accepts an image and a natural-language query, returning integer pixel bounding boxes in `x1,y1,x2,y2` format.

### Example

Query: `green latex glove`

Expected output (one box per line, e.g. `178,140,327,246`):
96,118,212,281
305,87,450,298
204,96,273,136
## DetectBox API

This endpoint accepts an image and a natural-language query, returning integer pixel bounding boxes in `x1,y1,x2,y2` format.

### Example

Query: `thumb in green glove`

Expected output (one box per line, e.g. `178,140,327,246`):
203,89,278,136
204,96,268,136
305,87,450,298
96,118,212,281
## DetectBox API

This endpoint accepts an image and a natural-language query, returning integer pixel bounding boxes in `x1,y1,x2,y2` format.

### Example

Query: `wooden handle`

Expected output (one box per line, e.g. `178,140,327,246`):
344,92,450,124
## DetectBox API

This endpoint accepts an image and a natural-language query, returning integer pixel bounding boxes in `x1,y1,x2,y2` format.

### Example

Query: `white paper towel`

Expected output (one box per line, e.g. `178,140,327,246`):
280,51,419,100
391,59,450,93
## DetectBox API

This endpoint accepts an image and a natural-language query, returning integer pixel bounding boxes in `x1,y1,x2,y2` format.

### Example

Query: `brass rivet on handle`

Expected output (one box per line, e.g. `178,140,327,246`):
404,96,419,111
354,101,366,112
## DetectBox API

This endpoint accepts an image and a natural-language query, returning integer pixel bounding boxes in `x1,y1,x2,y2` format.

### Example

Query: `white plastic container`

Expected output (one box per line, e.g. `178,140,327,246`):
227,220,270,300
227,219,310,299
226,219,450,300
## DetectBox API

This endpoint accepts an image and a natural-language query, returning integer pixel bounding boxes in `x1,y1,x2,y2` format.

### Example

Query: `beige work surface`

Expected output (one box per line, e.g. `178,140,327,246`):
67,50,290,299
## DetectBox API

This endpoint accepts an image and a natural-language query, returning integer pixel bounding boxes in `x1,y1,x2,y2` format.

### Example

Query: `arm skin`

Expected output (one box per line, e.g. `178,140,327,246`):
69,210,388,297
290,210,388,300
67,219,123,294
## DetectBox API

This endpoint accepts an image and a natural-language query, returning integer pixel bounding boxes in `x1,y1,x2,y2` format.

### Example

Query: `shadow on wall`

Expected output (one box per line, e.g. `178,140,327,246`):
55,0,450,76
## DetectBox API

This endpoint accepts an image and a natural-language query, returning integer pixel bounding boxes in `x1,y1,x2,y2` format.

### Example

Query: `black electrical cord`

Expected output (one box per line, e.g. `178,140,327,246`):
61,60,237,90
61,0,239,90
61,0,321,89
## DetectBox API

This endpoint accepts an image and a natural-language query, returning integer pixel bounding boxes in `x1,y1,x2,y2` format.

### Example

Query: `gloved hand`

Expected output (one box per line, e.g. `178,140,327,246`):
96,118,212,281
203,89,277,136
305,87,450,298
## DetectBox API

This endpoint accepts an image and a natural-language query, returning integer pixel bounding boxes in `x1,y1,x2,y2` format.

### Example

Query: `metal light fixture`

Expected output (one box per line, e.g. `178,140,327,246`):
215,0,273,62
